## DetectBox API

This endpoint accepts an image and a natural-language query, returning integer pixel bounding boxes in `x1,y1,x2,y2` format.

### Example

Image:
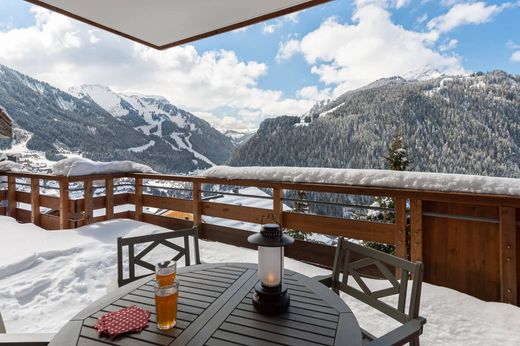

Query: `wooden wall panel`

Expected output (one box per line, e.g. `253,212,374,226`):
423,201,500,302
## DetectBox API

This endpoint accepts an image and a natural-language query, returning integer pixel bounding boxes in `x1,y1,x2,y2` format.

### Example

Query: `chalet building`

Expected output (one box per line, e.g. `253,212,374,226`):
0,107,12,139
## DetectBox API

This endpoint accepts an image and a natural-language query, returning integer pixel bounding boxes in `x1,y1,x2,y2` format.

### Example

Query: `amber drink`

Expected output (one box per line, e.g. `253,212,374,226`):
154,280,179,330
156,260,177,287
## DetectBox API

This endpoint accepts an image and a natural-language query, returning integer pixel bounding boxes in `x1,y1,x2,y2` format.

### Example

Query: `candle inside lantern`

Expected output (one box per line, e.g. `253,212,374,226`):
258,246,283,287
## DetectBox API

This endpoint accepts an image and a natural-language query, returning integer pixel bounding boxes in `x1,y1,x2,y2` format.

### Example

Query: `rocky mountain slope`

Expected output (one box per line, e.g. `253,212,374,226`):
0,65,235,173
229,71,520,178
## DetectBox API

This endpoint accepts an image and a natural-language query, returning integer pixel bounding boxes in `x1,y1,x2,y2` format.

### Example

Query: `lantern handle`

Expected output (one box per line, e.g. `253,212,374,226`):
260,212,281,229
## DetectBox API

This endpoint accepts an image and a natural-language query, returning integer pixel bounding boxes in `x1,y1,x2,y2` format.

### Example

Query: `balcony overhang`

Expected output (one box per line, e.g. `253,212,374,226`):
25,0,331,50
0,107,12,139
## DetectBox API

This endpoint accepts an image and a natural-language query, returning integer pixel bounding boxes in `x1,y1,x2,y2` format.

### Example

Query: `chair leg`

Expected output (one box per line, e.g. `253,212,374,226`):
0,311,6,333
193,227,201,264
410,336,420,346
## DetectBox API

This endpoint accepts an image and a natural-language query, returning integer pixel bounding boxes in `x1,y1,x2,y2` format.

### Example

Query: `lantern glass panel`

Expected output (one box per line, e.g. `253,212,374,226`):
258,246,283,287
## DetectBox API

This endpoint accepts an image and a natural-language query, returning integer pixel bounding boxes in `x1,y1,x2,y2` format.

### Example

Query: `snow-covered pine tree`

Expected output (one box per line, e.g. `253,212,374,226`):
284,190,310,240
385,135,411,171
364,133,411,254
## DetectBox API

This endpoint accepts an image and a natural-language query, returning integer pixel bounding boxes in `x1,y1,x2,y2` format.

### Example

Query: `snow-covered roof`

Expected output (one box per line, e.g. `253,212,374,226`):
26,0,330,50
0,106,12,139
203,166,520,197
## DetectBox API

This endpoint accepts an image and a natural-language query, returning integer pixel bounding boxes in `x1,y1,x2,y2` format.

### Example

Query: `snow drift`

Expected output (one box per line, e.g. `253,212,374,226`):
204,166,520,196
52,157,154,177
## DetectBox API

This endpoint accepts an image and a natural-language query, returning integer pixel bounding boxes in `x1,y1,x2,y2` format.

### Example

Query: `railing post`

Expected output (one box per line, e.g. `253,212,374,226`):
394,197,407,260
273,188,283,226
192,181,202,236
410,199,423,262
84,180,93,224
134,176,143,221
7,176,16,219
105,178,114,220
59,178,69,230
30,177,41,226
499,206,517,305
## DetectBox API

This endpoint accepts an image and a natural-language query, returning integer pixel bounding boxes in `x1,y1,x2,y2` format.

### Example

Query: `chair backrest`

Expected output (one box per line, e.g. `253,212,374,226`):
117,227,201,286
331,238,423,324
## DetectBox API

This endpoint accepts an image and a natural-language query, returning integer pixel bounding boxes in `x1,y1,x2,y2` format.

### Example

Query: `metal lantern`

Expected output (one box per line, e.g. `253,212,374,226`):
248,224,294,315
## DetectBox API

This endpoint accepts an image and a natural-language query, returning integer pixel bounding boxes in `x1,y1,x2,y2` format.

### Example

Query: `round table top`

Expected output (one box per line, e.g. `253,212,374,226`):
50,263,362,346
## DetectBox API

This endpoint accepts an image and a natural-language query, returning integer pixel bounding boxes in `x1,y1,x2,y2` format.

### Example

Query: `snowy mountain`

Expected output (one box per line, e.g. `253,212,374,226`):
69,84,234,167
0,65,235,173
229,70,520,178
222,129,256,146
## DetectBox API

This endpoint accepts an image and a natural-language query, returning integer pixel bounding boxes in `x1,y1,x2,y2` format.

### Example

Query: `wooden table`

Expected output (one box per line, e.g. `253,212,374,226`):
50,263,362,346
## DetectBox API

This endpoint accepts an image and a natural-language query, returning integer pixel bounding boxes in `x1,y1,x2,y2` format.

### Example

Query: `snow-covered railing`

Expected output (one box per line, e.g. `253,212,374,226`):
0,168,518,307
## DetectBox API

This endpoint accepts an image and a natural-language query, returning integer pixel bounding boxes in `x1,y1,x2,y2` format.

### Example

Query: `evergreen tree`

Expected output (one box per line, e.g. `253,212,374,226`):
284,190,310,240
385,135,411,171
364,133,411,254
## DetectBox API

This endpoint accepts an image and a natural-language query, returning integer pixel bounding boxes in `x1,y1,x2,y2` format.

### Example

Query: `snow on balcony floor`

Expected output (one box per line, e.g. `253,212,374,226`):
0,216,519,345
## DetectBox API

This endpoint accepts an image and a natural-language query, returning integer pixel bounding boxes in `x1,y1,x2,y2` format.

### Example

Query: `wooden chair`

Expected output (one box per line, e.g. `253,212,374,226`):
117,227,201,287
316,238,426,346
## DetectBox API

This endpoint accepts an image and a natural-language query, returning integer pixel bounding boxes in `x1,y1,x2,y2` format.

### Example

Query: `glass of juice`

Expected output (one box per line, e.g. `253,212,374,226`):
154,280,179,330
156,260,176,287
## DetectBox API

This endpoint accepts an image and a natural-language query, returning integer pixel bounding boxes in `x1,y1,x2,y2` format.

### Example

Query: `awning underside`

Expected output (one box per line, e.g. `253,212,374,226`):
26,0,330,50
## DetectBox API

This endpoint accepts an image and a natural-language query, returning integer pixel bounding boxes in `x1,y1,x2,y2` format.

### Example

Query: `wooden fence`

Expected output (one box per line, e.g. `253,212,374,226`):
0,170,518,306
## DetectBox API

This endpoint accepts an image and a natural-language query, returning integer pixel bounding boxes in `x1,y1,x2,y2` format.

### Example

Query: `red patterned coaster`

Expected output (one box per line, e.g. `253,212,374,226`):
96,306,150,337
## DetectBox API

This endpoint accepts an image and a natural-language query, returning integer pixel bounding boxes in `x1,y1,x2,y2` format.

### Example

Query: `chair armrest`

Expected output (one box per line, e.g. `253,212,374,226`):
367,317,426,346
312,274,333,287
0,333,54,345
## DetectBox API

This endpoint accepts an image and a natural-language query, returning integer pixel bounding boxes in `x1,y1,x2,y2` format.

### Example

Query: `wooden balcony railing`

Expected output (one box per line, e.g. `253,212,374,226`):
0,170,518,306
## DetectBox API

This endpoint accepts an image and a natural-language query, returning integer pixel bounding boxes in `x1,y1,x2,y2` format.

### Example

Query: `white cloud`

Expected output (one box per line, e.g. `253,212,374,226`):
427,2,511,33
439,38,458,51
511,51,520,62
262,22,282,34
296,85,331,101
394,0,410,8
276,39,301,61
195,111,256,131
262,12,300,34
284,12,300,23
507,40,520,50
284,4,463,96
0,7,315,126
417,13,428,24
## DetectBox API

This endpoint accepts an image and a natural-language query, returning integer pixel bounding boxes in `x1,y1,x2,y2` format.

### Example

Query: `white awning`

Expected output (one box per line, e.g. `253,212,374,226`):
26,0,331,50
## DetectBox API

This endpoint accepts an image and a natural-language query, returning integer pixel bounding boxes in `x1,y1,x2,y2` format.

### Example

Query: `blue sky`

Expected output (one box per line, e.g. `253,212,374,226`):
0,0,519,129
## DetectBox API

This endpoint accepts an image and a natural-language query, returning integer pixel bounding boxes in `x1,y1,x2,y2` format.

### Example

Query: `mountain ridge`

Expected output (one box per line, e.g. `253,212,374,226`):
229,70,520,178
0,64,235,173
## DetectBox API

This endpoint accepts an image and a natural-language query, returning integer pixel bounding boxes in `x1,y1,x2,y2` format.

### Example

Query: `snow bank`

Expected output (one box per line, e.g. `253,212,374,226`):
1,216,519,345
204,166,520,196
0,160,24,172
52,157,154,177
